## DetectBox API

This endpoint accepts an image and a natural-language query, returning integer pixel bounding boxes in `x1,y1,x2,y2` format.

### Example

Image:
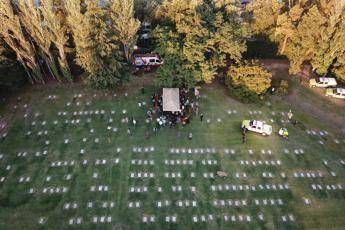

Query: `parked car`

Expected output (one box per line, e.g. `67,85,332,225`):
326,88,345,99
241,120,272,136
132,54,163,67
139,22,151,40
309,77,337,88
139,29,151,40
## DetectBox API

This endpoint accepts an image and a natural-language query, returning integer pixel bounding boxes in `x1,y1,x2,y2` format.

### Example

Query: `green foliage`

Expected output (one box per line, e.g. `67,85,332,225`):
333,54,345,83
17,0,63,81
154,0,246,84
246,0,283,39
0,0,43,83
226,63,272,102
66,0,123,88
276,79,289,96
41,0,73,81
155,54,196,89
153,26,196,88
1,0,139,87
109,0,141,63
248,0,345,82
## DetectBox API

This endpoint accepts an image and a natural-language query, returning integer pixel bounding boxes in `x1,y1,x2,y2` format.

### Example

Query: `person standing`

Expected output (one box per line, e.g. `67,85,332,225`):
200,113,204,122
288,110,293,120
242,126,246,144
195,106,199,115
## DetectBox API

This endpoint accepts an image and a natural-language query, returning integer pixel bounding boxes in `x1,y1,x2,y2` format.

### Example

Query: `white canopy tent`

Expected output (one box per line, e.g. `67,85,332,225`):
162,88,180,112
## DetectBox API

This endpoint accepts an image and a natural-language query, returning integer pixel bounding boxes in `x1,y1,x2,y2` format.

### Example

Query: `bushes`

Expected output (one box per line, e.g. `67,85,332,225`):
276,80,289,96
226,64,272,102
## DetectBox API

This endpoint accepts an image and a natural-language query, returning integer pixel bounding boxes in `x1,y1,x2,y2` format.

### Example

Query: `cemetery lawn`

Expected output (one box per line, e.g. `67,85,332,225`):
0,77,344,230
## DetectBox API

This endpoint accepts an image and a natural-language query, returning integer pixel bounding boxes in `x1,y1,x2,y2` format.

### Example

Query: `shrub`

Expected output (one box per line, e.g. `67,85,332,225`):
226,64,272,102
276,80,289,96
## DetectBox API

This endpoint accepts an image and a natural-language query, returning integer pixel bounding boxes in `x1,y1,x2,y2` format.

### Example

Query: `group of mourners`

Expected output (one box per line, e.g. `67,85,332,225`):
151,88,200,130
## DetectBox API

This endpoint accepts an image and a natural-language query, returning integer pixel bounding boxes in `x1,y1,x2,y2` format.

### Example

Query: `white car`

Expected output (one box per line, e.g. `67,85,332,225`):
309,77,337,88
241,120,272,136
326,88,345,99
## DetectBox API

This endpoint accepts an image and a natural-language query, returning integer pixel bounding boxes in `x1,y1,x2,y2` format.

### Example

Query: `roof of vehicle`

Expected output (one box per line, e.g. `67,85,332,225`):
252,120,264,127
318,77,337,83
134,54,160,58
142,22,151,26
336,88,345,94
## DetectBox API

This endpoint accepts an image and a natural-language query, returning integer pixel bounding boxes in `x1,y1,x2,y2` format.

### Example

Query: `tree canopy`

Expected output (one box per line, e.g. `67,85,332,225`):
153,0,246,87
0,0,139,87
226,62,272,101
248,0,345,82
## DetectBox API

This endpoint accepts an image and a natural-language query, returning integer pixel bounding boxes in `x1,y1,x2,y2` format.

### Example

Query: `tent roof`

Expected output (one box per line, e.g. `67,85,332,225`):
163,88,180,112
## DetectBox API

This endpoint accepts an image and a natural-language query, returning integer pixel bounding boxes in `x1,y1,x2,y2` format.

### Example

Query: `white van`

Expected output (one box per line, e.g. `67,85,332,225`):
132,54,163,67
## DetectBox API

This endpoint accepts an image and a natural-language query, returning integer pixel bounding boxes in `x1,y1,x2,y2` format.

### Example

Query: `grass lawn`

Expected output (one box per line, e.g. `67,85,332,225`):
0,76,344,230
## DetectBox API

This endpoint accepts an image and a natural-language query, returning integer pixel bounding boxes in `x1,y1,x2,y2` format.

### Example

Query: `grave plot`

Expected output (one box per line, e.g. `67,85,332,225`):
0,85,344,229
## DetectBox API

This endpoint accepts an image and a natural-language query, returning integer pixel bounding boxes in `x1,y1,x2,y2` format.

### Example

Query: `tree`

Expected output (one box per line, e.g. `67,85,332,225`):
153,25,195,88
226,63,272,101
0,0,43,83
155,0,246,84
246,0,283,40
248,0,345,81
65,0,122,88
134,0,162,21
333,54,345,83
40,0,73,80
109,0,140,63
0,40,9,66
155,54,196,89
16,0,62,81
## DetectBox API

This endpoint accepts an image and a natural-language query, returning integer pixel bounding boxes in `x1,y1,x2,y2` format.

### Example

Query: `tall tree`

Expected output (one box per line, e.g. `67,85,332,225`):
0,0,43,83
153,26,196,88
16,0,62,81
155,0,246,84
248,0,345,81
109,0,140,63
40,0,73,80
246,0,283,40
65,0,122,88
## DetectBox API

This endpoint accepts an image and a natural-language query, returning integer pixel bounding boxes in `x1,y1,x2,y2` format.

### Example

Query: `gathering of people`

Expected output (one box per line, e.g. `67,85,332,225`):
150,88,199,129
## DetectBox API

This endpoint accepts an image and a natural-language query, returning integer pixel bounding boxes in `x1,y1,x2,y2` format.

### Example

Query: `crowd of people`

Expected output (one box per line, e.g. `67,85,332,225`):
148,88,199,129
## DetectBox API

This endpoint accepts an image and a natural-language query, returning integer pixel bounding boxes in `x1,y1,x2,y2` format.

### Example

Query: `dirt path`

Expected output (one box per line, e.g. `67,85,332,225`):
261,59,345,134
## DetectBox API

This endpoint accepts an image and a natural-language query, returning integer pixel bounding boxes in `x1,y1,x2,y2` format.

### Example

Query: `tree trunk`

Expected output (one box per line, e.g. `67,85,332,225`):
26,59,44,83
18,57,34,84
280,35,288,55
41,52,62,82
123,43,131,63
57,45,73,81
